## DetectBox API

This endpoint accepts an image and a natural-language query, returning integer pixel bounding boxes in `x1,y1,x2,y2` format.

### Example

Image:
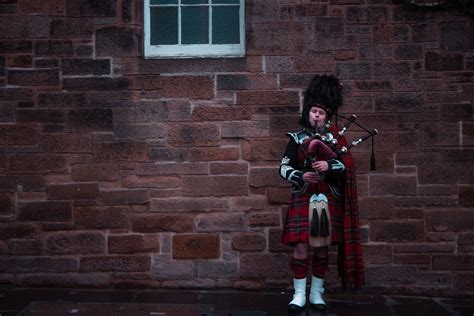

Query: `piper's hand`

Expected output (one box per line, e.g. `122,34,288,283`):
303,172,321,183
312,160,329,172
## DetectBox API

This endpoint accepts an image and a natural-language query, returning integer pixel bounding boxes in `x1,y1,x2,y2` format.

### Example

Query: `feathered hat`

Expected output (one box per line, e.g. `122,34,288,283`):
299,74,343,129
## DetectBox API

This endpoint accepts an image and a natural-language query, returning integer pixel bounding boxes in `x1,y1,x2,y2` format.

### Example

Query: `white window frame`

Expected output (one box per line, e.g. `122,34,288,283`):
144,0,245,59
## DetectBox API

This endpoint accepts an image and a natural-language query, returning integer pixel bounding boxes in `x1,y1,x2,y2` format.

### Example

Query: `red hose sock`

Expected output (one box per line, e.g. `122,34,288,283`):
312,247,329,278
290,257,309,279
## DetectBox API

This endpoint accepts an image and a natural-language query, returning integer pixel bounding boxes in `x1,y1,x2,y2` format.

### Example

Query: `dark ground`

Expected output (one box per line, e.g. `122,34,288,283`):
1,288,473,316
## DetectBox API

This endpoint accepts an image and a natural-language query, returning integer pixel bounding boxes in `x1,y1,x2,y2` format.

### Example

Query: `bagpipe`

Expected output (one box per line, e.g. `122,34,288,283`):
302,114,378,171
302,114,378,248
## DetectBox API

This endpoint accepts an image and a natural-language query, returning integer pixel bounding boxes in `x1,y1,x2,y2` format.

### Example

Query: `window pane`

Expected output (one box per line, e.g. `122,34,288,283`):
150,0,178,4
150,7,178,45
212,0,239,3
182,7,209,44
212,6,239,44
182,0,208,4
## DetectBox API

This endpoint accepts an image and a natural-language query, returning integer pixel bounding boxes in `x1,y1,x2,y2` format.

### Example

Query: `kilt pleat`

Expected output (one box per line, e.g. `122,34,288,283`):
281,183,343,245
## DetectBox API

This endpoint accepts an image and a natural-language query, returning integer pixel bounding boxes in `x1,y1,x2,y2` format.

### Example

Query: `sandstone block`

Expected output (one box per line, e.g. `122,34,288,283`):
240,253,289,278
182,176,248,197
426,209,474,232
365,265,417,285
232,232,266,251
0,223,38,240
172,234,219,259
50,18,93,37
425,51,464,71
71,164,120,182
94,141,147,162
8,69,59,86
217,74,277,90
45,231,106,254
73,206,130,229
196,213,245,232
433,255,474,271
17,273,110,288
63,77,129,91
0,257,77,273
187,147,239,161
101,189,149,206
151,254,193,280
95,26,140,57
135,100,191,122
150,197,228,213
66,0,116,17
80,255,150,272
18,201,71,222
48,183,99,200
192,106,252,122
248,212,280,227
108,234,160,254
249,167,283,188
61,58,110,76
7,239,40,255
168,123,220,146
132,214,194,233
370,220,424,242
362,244,392,264
236,90,299,106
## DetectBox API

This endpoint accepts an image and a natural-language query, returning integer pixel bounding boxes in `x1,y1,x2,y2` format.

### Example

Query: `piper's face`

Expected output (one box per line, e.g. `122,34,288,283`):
308,106,327,128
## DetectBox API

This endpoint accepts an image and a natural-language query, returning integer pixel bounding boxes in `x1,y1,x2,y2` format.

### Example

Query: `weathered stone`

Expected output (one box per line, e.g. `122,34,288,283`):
7,239,40,255
0,223,38,240
173,234,219,259
433,255,474,271
66,0,116,17
132,214,194,233
182,176,248,197
61,58,110,75
71,164,120,182
18,201,71,222
150,197,228,213
8,69,59,86
74,206,130,229
108,234,160,254
232,232,266,251
365,265,417,285
101,189,149,205
363,244,392,264
240,253,289,278
151,254,193,280
0,257,77,273
45,232,106,254
50,18,93,37
168,123,220,146
47,183,99,200
17,273,110,288
370,220,424,242
425,51,464,71
426,209,474,232
80,255,150,272
196,213,245,232
94,141,147,162
96,26,140,57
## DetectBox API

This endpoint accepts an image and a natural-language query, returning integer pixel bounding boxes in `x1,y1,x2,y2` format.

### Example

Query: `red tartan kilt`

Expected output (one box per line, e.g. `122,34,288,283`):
281,184,344,246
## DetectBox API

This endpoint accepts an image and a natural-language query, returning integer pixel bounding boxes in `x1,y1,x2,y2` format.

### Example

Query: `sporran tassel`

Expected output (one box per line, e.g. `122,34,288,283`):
310,207,319,237
320,208,330,237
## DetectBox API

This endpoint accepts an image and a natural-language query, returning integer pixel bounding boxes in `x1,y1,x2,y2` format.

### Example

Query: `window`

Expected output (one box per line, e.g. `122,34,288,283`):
144,0,245,58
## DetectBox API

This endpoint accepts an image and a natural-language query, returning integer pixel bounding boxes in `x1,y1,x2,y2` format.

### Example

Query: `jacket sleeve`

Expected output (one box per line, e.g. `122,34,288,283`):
279,138,305,185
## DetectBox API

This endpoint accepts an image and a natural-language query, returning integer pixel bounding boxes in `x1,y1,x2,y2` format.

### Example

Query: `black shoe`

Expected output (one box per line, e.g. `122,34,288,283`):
310,302,327,311
288,303,305,312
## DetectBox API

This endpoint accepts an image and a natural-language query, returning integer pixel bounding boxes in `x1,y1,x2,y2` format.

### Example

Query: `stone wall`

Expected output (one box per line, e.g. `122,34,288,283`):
0,0,473,297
